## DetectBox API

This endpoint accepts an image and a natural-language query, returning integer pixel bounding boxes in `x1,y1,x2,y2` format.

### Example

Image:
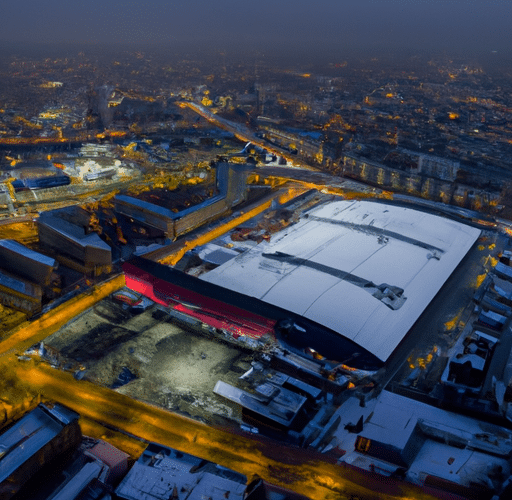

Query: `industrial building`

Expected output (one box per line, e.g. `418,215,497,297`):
114,162,252,240
7,160,70,192
122,194,483,383
0,240,58,315
195,198,481,365
316,390,512,500
0,268,42,316
116,442,247,500
0,239,58,287
118,194,484,414
37,207,112,275
0,403,81,500
115,441,312,500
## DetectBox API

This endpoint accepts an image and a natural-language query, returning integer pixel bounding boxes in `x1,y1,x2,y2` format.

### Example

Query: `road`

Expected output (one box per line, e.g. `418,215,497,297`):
4,359,443,500
0,274,125,358
255,166,381,195
179,101,309,167
144,186,306,264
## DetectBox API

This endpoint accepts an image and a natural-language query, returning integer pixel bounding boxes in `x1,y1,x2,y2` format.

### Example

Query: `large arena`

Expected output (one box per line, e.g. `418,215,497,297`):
199,199,482,364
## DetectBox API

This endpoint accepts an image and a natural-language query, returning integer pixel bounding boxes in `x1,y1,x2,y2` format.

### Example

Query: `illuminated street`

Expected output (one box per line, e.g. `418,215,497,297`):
4,360,442,500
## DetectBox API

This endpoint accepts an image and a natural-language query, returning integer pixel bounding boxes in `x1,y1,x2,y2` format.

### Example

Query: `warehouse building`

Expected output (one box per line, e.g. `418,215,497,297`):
114,162,251,240
0,239,58,315
124,197,481,380
37,207,112,275
0,239,58,287
197,199,481,365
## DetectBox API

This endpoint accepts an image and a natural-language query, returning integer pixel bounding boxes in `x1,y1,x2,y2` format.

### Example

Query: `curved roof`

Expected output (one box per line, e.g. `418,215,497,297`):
200,200,481,362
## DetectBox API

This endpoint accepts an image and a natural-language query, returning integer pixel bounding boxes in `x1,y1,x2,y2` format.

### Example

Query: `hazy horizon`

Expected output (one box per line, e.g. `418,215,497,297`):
3,1,512,60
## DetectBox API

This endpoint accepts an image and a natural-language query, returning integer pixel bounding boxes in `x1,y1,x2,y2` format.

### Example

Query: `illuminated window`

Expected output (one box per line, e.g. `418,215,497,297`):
355,436,371,453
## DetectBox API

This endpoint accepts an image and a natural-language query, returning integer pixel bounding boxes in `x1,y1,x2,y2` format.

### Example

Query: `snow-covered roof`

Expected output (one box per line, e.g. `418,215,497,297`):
333,391,512,491
115,443,246,500
200,200,481,361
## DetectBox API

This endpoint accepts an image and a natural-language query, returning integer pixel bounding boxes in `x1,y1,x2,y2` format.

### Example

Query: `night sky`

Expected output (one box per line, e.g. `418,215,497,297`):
2,0,512,56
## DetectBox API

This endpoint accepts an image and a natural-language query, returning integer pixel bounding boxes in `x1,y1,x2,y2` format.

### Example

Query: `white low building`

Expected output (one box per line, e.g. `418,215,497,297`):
319,390,512,497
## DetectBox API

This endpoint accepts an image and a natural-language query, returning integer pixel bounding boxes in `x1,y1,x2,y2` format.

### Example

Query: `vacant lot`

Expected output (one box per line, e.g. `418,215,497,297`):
46,294,256,426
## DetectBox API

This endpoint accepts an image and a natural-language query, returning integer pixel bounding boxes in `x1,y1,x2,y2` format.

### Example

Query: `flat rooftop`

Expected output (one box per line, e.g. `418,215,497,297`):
199,200,481,362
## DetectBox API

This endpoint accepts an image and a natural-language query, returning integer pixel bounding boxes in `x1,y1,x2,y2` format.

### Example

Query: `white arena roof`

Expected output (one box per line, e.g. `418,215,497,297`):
200,200,481,362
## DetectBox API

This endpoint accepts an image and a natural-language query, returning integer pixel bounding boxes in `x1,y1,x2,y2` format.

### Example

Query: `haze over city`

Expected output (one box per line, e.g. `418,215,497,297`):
2,1,512,500
3,0,512,56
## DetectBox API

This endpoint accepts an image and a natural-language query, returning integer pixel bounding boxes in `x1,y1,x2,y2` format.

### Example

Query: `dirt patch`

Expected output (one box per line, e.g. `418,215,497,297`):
44,296,252,426
152,333,242,393
92,301,134,324
59,323,140,362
